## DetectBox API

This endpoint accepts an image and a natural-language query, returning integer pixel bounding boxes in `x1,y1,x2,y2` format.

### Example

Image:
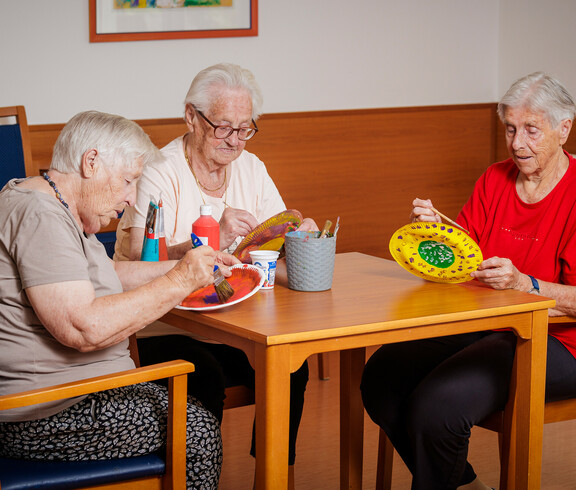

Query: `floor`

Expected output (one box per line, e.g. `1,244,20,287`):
218,351,576,489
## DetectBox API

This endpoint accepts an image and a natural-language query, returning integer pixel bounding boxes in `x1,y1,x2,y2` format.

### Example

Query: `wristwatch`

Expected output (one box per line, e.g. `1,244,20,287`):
527,275,540,295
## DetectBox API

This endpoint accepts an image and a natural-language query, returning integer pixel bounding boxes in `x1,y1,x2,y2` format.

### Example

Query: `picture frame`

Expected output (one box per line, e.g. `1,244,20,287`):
89,0,258,43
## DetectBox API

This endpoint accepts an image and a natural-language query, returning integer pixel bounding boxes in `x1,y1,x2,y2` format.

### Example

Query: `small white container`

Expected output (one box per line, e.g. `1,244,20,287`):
249,250,280,289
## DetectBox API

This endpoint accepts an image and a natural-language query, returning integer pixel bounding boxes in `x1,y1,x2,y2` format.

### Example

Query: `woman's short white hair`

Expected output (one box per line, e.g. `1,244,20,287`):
184,62,264,120
497,72,576,128
50,111,161,173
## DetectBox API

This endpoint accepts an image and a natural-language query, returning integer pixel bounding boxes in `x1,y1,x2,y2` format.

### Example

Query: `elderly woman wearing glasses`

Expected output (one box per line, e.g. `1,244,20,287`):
115,62,315,483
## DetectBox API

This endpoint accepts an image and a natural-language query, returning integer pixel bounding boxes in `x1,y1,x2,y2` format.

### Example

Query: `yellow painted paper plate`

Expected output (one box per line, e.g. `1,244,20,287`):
389,222,483,283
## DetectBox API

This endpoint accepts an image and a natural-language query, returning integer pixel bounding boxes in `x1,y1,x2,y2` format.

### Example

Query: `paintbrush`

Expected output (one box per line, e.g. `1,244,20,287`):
191,233,234,303
333,216,340,237
319,220,333,238
430,207,469,234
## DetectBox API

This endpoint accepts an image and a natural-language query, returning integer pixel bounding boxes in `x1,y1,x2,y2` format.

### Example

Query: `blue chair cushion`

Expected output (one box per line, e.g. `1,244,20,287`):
0,123,26,191
0,452,165,490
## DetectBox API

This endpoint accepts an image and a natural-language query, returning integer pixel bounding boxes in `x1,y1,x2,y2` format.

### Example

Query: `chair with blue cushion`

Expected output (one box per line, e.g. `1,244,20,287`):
0,359,194,490
0,106,34,189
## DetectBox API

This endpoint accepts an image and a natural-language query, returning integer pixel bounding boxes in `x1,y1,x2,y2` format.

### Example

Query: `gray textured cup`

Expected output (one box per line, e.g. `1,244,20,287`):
284,231,337,291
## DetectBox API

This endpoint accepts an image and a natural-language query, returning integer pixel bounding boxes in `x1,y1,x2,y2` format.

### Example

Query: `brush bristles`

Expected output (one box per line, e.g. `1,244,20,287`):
213,267,234,303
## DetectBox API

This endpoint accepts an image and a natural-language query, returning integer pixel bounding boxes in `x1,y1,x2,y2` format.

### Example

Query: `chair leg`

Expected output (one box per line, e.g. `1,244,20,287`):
288,464,295,490
499,405,516,490
318,352,330,380
376,428,394,490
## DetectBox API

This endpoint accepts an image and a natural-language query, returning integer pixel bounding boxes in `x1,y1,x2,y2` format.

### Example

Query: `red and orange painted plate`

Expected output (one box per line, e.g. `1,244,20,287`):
389,222,483,284
176,264,265,311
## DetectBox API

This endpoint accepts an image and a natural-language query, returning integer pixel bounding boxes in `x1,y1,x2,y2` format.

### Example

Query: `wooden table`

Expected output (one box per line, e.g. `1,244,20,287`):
161,252,554,489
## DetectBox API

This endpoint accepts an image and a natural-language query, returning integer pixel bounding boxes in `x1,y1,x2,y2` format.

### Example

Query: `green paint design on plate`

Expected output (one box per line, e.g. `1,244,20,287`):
418,240,455,268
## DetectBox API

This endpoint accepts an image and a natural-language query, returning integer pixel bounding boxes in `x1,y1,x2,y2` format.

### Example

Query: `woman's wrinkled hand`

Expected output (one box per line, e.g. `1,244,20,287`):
410,198,441,223
296,217,319,232
214,251,241,276
166,245,215,292
470,256,526,290
219,207,259,250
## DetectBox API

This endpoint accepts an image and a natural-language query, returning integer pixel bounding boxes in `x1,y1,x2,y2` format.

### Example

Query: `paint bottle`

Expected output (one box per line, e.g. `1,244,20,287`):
192,204,220,250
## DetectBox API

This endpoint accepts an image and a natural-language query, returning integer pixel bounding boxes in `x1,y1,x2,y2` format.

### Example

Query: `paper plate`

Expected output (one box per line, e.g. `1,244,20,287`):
176,264,265,311
389,222,483,283
233,209,303,263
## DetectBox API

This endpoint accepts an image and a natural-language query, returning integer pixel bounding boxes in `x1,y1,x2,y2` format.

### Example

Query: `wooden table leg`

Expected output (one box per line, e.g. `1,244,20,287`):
511,309,548,489
340,348,366,490
254,344,292,489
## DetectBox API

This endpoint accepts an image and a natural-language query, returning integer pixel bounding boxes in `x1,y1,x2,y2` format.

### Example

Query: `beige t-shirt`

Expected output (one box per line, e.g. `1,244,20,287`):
0,180,134,421
115,136,286,338
115,136,286,260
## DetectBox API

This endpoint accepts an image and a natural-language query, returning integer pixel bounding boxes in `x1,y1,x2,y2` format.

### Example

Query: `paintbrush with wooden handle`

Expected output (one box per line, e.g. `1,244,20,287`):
191,233,234,303
430,207,469,234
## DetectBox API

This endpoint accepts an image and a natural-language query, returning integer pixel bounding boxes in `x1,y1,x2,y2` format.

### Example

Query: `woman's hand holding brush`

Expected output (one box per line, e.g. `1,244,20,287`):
410,198,469,234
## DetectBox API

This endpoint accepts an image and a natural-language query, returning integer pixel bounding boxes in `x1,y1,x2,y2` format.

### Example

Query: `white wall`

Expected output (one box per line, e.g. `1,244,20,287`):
8,0,576,126
0,0,502,124
499,0,576,97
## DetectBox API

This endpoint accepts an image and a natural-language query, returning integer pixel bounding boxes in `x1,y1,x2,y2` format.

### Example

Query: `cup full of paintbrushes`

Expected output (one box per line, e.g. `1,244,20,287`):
191,233,234,303
284,220,337,292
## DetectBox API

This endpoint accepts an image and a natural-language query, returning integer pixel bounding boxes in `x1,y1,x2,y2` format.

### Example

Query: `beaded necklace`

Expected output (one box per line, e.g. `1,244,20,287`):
43,172,69,209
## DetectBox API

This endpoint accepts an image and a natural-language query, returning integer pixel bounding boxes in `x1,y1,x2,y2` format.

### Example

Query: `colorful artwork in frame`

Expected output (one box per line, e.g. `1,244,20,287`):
114,0,233,8
89,0,257,42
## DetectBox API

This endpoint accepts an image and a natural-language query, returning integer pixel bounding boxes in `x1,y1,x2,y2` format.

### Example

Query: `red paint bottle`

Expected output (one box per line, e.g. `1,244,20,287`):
192,204,220,250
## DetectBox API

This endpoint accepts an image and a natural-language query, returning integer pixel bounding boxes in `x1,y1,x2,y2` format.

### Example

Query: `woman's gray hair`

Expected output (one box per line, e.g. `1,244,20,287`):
50,111,161,173
497,72,576,127
184,63,264,120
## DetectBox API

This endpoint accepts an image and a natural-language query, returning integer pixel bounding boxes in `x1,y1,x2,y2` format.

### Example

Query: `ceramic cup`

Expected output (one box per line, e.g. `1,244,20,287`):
249,250,280,289
284,231,337,291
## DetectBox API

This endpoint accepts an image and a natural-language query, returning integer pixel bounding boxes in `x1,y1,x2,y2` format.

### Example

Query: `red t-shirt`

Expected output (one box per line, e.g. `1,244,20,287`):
457,152,576,358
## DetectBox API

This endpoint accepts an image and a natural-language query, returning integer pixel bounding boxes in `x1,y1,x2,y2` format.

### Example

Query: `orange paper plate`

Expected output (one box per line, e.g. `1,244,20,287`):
389,222,483,283
176,264,265,311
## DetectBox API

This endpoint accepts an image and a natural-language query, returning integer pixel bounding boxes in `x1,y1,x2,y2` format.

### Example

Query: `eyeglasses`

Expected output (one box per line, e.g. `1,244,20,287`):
195,109,258,141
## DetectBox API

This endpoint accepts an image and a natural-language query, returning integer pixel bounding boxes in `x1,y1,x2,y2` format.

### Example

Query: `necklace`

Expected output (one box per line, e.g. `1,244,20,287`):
43,172,69,209
184,147,227,192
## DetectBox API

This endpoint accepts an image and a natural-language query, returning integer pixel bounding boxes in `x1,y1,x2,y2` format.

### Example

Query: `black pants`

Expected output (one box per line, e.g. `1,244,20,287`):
137,335,309,465
360,331,576,490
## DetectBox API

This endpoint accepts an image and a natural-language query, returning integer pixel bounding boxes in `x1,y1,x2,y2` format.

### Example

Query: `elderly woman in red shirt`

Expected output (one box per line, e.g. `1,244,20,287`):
361,72,576,490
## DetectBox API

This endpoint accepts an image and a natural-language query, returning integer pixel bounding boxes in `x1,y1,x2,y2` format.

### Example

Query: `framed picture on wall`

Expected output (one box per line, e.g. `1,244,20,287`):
89,0,258,42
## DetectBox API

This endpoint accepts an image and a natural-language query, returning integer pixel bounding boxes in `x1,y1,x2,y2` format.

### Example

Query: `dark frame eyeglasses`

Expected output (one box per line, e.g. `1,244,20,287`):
195,109,258,141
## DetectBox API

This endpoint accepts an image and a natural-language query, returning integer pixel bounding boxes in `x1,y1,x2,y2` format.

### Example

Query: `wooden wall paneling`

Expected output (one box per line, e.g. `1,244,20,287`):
28,105,498,256
249,105,496,259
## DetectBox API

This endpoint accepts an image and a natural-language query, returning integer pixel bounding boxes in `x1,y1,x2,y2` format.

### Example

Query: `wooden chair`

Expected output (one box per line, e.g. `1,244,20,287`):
0,105,34,188
130,336,297,488
375,315,576,490
0,360,194,490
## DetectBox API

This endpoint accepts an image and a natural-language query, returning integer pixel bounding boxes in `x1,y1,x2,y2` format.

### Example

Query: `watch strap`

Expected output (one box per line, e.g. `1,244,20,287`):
527,275,540,294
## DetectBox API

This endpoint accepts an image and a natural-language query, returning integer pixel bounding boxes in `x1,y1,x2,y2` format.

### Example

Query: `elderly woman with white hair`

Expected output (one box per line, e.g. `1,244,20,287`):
361,72,576,490
115,63,315,479
0,111,224,489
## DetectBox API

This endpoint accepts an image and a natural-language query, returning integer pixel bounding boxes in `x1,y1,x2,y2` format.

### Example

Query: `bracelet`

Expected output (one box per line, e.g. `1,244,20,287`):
527,275,540,295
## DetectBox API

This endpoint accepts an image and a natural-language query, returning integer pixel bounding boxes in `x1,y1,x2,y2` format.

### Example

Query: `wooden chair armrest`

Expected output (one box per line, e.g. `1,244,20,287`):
0,360,194,410
548,315,576,324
